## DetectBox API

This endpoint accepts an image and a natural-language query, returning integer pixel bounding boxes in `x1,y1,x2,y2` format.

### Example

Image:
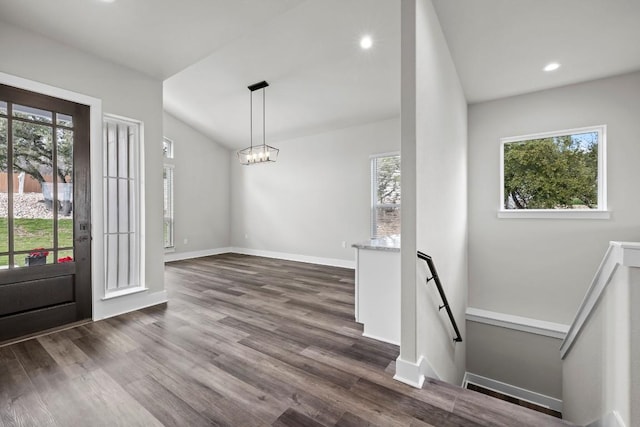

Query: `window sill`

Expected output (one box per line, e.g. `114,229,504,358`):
498,210,610,220
164,246,175,253
102,286,148,301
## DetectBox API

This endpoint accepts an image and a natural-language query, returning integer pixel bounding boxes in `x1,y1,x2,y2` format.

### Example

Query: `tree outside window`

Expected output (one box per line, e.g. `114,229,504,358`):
501,126,604,211
371,154,400,238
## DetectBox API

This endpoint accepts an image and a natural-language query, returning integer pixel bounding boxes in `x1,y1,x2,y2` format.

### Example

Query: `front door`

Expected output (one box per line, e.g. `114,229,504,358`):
0,83,91,342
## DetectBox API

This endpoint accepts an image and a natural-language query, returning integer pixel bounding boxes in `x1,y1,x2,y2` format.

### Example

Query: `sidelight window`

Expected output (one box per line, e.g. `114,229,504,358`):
103,115,142,293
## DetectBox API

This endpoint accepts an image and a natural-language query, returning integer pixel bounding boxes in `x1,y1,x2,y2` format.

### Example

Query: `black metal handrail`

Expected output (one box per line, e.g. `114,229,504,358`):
417,251,463,343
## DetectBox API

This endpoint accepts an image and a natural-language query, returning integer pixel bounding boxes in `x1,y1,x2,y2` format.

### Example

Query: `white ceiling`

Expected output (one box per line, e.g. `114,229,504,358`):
0,0,305,80
163,0,400,148
1,0,639,147
431,0,640,104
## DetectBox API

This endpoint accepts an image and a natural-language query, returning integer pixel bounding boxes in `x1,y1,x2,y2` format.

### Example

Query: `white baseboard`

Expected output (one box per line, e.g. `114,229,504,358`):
394,355,441,389
164,247,233,263
394,356,425,388
587,411,626,427
462,372,563,413
229,247,355,269
93,290,168,321
466,307,569,339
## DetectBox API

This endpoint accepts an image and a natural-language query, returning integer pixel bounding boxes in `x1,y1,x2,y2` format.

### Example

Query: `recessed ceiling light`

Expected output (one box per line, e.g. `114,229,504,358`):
100,0,116,3
360,35,373,50
543,62,561,72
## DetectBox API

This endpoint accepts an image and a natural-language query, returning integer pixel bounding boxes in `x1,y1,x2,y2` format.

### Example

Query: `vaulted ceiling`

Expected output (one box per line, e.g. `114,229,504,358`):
1,0,638,148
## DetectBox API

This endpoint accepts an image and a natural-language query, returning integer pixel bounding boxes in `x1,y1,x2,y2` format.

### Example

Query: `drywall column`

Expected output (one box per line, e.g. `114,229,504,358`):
395,0,420,387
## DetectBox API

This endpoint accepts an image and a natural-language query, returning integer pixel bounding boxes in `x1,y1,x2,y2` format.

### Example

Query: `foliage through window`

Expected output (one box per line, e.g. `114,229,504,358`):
501,126,605,211
371,154,400,238
0,100,75,268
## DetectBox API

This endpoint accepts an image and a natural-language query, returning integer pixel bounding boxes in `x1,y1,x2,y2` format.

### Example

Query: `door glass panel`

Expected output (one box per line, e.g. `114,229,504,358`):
12,122,54,255
57,248,73,263
13,104,53,124
57,128,74,250
0,117,7,258
56,113,73,128
0,101,7,115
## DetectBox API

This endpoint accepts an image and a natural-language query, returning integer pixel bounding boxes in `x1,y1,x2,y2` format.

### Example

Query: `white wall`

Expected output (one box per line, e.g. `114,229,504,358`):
562,264,637,426
466,322,563,399
415,0,468,384
468,71,640,324
230,117,400,266
0,21,166,318
396,0,468,386
163,112,231,259
467,72,640,398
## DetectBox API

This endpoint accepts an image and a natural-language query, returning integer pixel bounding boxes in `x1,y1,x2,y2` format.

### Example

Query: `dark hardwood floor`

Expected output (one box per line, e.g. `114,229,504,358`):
0,253,575,426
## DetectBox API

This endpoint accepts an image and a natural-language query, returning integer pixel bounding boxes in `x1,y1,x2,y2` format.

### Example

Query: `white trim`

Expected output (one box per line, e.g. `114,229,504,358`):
394,356,425,388
462,372,563,413
466,307,569,339
102,286,148,301
0,71,104,322
362,332,400,346
369,150,400,159
498,209,610,220
586,411,627,427
164,247,233,263
229,247,355,269
394,355,441,389
103,114,145,295
499,124,607,216
561,241,640,359
93,290,167,321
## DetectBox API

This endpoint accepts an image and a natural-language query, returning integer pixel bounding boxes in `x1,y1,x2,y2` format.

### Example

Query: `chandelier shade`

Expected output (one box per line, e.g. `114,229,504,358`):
237,80,278,165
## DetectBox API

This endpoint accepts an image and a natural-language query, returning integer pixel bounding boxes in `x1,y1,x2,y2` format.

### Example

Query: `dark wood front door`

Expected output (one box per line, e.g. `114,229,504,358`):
0,83,91,342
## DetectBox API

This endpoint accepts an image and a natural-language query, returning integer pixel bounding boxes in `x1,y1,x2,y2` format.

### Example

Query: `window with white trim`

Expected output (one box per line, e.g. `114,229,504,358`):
371,153,401,238
103,115,142,293
500,125,607,218
163,163,174,249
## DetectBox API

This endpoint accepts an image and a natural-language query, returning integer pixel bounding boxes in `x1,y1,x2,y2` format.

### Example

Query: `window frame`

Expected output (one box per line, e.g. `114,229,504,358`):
102,114,145,298
163,137,174,159
370,151,401,238
163,163,174,250
499,125,608,219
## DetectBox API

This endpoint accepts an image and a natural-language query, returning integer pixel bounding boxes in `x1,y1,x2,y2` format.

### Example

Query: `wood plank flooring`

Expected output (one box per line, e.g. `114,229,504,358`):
0,253,575,426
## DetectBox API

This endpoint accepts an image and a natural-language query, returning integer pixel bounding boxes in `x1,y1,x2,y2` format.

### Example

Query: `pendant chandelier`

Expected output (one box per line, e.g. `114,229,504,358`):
237,80,279,165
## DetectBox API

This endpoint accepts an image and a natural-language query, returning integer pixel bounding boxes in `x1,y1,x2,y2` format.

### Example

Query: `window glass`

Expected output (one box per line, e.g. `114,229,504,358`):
502,127,603,211
371,154,400,238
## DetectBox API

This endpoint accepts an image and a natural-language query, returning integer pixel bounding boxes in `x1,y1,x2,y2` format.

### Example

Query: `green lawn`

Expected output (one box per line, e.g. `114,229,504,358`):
0,218,73,267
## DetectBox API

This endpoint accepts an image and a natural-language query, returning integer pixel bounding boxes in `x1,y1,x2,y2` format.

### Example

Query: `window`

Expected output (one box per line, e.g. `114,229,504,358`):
103,115,143,294
163,137,173,159
0,98,78,268
500,125,607,219
371,153,401,238
163,165,174,249
163,137,174,250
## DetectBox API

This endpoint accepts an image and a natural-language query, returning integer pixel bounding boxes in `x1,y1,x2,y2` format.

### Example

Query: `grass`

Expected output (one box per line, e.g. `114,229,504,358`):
0,218,73,267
